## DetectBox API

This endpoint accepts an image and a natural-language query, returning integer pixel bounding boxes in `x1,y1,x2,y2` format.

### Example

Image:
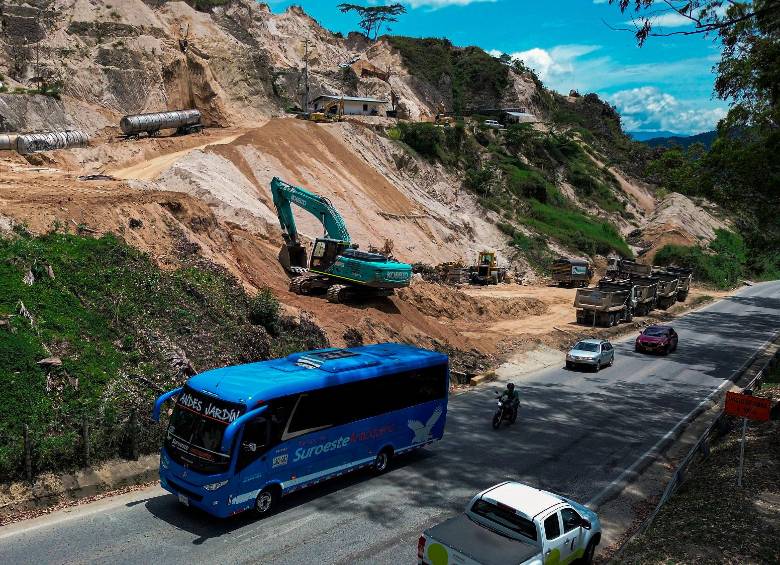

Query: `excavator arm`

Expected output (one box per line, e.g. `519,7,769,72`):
270,177,351,271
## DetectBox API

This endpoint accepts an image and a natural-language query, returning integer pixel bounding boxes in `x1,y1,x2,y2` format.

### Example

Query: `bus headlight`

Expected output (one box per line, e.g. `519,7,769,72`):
161,453,170,469
203,480,229,491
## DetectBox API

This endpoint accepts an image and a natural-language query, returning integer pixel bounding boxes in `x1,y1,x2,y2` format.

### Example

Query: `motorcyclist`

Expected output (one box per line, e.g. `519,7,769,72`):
500,383,520,419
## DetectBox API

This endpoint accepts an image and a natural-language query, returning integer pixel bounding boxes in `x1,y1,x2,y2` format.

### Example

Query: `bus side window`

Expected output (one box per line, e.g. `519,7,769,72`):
286,390,336,436
270,396,297,442
237,417,268,471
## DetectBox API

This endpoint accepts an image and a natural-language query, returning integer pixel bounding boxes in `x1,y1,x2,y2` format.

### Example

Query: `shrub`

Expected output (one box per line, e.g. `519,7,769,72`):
464,165,495,194
249,286,281,335
398,122,442,158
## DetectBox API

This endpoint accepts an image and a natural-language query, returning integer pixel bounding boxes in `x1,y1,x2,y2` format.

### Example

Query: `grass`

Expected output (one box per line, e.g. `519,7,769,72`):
519,200,632,258
0,232,327,479
615,384,780,564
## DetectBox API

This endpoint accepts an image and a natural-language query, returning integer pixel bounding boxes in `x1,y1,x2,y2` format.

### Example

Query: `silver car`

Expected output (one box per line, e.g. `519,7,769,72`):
566,338,614,371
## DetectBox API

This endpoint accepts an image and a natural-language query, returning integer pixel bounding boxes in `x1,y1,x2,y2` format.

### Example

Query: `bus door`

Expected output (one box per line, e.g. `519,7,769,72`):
235,416,271,490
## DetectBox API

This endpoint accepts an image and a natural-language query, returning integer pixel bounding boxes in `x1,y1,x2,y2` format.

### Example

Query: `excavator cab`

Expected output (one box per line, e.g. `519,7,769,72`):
310,238,349,271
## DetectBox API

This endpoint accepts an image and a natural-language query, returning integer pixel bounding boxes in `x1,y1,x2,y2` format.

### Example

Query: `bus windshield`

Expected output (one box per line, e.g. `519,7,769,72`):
164,388,244,475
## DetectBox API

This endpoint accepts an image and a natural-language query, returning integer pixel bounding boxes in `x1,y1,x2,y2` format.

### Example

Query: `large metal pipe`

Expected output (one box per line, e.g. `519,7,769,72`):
15,130,89,155
120,109,202,135
0,134,17,151
0,133,18,151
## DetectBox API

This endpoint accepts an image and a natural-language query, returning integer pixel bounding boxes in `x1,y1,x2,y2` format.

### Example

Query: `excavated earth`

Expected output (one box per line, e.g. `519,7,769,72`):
0,0,732,371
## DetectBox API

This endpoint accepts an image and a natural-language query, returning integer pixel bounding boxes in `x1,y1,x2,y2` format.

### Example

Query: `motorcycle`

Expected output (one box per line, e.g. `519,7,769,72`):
492,392,519,429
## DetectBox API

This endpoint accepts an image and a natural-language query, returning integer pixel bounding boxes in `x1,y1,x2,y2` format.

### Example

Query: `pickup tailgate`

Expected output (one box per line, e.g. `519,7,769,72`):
422,515,539,565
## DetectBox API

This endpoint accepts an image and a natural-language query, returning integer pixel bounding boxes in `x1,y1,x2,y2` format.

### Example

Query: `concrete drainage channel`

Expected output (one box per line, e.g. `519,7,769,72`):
593,331,780,562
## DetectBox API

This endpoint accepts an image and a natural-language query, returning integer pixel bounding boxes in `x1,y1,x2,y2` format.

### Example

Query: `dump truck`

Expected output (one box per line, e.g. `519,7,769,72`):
552,257,593,288
469,251,507,285
617,275,659,315
663,266,693,301
651,268,681,310
599,277,657,316
270,177,412,303
606,257,652,279
575,284,636,327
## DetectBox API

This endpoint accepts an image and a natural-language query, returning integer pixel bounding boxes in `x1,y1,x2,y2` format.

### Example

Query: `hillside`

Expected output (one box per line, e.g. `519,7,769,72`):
0,1,737,478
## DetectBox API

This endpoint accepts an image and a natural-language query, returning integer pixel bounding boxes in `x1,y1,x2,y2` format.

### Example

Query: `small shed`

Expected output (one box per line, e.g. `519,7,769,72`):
311,95,388,116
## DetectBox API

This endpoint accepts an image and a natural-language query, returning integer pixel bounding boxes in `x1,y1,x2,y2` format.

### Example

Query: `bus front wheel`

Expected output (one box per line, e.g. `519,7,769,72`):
254,486,279,517
373,449,393,474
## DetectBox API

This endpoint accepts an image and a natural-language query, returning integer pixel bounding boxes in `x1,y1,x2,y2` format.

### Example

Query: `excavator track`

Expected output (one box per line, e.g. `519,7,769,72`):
290,275,316,295
326,284,351,304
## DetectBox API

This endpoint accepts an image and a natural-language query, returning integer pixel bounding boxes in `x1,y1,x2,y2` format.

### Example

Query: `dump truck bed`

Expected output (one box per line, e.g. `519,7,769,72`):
575,288,628,311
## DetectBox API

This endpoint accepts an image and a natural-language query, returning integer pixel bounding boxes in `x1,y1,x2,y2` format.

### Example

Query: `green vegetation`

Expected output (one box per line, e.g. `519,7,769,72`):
520,200,632,258
638,1,780,282
1,82,62,99
390,114,632,265
655,229,748,289
396,121,469,165
387,37,509,114
0,232,327,479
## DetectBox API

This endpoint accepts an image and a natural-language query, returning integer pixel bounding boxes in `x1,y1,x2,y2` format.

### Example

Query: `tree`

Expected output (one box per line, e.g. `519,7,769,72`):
616,0,780,279
608,0,779,46
337,3,406,40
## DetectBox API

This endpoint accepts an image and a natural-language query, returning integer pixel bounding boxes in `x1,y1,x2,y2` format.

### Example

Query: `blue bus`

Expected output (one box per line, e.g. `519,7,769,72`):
152,343,449,518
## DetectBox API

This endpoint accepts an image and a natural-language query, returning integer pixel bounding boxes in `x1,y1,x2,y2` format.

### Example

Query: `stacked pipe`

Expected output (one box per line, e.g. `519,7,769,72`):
15,131,90,154
120,109,202,136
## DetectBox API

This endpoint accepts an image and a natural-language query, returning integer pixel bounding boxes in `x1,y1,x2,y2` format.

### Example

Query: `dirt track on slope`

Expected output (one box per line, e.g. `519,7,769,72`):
111,131,246,180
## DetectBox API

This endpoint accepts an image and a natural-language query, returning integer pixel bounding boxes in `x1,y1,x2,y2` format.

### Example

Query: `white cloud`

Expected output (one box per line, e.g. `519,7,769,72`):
503,44,601,90
400,0,496,8
625,12,693,28
497,44,718,97
607,86,727,134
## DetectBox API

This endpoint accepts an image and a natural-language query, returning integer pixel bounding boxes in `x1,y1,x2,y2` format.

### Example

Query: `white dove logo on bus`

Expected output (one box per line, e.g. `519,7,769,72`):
407,405,443,444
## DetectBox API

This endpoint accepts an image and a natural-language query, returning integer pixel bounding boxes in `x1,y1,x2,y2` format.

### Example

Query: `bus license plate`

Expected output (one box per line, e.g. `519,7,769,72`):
178,494,189,506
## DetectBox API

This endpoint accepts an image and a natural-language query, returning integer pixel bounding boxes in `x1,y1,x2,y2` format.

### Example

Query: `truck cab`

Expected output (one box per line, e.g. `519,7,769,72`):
419,482,601,565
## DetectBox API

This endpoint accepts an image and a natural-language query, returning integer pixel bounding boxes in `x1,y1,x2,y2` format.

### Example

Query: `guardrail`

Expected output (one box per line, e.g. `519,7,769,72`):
610,346,779,561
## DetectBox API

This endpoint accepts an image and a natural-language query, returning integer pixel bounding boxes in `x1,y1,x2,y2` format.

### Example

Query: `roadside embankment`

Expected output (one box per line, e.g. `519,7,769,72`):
614,381,779,564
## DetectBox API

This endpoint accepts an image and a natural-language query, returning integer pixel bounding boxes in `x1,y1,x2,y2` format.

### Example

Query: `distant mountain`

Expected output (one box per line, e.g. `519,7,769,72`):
630,130,718,149
629,131,680,142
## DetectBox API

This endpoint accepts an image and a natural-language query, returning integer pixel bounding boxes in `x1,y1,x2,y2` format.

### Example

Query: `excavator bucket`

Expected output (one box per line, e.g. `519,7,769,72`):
279,243,308,274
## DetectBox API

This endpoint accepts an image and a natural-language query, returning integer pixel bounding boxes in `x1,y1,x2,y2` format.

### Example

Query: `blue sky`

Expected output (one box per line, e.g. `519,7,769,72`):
266,0,728,134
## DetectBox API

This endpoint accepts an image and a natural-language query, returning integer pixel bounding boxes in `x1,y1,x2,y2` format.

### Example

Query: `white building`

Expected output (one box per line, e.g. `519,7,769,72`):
311,95,388,116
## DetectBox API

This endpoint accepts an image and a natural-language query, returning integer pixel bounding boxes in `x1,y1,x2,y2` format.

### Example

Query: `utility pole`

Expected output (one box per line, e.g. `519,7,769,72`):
302,38,310,114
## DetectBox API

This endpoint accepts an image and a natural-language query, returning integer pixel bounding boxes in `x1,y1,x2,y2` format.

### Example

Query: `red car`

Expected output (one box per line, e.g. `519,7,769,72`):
635,325,678,354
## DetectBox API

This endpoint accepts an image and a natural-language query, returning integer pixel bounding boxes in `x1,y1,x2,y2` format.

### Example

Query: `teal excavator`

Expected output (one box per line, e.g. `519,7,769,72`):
270,177,413,303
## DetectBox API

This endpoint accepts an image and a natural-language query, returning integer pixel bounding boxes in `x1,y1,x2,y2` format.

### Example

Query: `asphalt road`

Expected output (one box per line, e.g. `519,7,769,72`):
1,281,778,564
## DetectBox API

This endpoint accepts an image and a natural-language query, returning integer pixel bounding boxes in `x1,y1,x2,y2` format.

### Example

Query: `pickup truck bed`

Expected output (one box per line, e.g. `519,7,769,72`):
424,515,539,565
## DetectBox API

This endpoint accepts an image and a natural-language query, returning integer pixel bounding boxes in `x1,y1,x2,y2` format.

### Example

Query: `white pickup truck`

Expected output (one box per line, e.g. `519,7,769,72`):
418,482,601,565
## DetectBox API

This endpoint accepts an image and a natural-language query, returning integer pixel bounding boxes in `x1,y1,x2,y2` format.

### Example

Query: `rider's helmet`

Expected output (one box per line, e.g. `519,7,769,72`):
507,383,515,392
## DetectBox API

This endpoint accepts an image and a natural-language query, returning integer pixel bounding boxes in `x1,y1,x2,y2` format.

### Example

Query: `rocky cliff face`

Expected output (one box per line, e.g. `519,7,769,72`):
0,0,538,133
